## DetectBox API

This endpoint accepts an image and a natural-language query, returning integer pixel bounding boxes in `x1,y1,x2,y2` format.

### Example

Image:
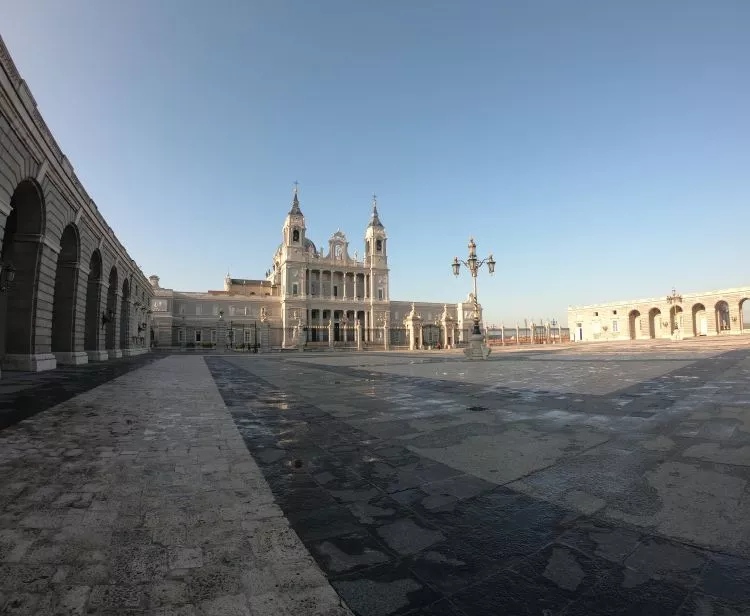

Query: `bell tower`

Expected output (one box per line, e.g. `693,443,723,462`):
282,182,306,261
364,194,389,301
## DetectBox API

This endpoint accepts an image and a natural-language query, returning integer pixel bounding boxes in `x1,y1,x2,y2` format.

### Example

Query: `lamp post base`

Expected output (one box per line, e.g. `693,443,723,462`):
464,332,491,360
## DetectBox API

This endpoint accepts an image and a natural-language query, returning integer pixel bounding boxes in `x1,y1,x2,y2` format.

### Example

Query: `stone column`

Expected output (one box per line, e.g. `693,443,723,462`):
88,281,109,361
356,319,362,351
383,320,390,351
54,262,89,365
109,291,123,359
343,272,347,300
328,319,334,348
3,237,57,372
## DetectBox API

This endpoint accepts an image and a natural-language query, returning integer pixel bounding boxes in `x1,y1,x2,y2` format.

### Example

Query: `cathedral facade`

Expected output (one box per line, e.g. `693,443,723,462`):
149,188,480,350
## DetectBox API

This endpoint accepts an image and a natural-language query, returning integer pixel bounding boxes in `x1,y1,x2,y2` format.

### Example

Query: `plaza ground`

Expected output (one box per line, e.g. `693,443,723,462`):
1,339,750,615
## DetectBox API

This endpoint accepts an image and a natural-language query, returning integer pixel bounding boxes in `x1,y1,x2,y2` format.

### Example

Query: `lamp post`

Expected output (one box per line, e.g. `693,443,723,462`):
452,238,495,335
452,237,495,359
666,287,683,339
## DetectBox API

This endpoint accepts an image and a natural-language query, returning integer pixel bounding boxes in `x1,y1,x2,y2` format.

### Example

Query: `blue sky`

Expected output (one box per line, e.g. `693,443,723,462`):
3,1,749,326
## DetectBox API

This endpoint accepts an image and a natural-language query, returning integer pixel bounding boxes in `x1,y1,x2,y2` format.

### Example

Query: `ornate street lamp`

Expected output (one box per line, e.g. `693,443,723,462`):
666,287,683,338
0,262,16,292
451,237,495,336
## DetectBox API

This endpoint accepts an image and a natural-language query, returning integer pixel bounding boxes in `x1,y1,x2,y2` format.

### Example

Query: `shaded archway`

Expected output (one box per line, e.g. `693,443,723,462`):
715,301,730,334
51,224,81,362
105,267,118,350
0,179,45,368
692,303,707,336
648,308,662,339
84,250,103,357
740,299,750,333
628,310,641,340
120,278,130,351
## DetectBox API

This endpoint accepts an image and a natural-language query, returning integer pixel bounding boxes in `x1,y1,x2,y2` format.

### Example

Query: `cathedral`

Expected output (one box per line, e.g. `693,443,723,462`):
149,187,481,350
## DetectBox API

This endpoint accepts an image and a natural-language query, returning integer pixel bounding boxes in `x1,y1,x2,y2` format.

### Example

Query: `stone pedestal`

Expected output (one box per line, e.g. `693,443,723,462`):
463,332,491,360
3,353,57,372
87,350,110,362
54,351,89,365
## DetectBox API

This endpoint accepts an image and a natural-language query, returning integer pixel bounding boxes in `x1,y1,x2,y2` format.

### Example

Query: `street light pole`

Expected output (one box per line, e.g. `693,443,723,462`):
452,237,495,359
666,287,683,340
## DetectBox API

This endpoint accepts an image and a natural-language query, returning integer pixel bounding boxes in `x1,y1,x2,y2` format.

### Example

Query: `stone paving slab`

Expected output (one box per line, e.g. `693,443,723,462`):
204,341,750,615
0,356,351,616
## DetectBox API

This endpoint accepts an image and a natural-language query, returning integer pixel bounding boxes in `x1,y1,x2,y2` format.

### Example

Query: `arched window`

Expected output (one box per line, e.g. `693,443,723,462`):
292,229,300,243
376,239,382,252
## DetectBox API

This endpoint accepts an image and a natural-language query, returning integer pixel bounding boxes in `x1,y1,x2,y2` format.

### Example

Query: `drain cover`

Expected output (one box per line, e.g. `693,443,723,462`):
467,405,488,412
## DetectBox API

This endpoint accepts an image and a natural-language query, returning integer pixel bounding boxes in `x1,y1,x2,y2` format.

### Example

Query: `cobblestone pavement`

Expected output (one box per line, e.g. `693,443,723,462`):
204,339,750,616
0,356,351,616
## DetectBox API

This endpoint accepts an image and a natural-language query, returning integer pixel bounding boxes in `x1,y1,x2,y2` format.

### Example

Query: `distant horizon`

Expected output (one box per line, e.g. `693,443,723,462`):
3,1,749,326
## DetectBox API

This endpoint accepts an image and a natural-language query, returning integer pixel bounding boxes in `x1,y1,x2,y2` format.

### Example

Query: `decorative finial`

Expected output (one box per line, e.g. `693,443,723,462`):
293,180,299,194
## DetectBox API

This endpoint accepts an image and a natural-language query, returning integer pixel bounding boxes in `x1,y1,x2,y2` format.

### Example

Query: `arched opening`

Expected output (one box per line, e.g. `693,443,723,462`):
105,267,117,350
648,308,662,339
51,224,81,361
84,250,103,356
740,299,750,333
120,278,130,350
692,303,707,336
669,305,684,335
715,301,730,334
628,310,641,340
292,229,299,243
0,179,45,368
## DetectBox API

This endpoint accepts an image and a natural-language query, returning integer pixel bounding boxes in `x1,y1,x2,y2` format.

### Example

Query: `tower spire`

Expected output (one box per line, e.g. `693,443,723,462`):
368,192,383,228
289,181,302,216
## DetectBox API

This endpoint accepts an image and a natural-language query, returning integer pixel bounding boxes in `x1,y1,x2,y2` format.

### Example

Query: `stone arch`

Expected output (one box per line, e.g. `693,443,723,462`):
0,179,46,365
105,267,118,350
715,300,730,334
628,310,641,340
740,298,750,333
51,224,81,360
84,249,103,354
648,307,662,339
120,277,130,350
692,303,707,336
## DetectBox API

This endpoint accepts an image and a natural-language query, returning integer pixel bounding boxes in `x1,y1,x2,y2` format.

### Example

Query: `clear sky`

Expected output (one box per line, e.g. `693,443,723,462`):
3,1,749,326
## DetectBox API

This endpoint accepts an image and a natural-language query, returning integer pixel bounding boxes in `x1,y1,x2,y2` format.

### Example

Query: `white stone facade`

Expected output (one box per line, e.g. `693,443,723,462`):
150,190,481,350
0,36,151,376
568,286,750,342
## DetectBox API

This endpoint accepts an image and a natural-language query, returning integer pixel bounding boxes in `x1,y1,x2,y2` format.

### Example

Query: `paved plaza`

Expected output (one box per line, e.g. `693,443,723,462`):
2,340,750,615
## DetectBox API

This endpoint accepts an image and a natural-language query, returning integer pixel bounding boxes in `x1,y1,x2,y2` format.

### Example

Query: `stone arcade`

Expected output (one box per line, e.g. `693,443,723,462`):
569,286,750,342
150,188,483,351
0,36,151,377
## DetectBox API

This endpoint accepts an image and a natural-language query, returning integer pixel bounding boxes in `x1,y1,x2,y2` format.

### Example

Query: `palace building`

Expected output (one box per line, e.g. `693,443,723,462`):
568,286,750,342
149,188,482,350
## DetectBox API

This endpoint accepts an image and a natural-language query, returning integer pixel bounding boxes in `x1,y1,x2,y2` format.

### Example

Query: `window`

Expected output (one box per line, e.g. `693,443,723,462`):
594,311,599,317
178,303,185,315
292,229,299,242
333,285,338,297
376,239,382,252
178,330,184,342
229,306,236,316
211,330,217,343
612,320,619,333
195,304,202,315
292,283,298,296
613,310,618,315
378,288,384,300
245,329,252,343
212,305,219,315
195,330,202,343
